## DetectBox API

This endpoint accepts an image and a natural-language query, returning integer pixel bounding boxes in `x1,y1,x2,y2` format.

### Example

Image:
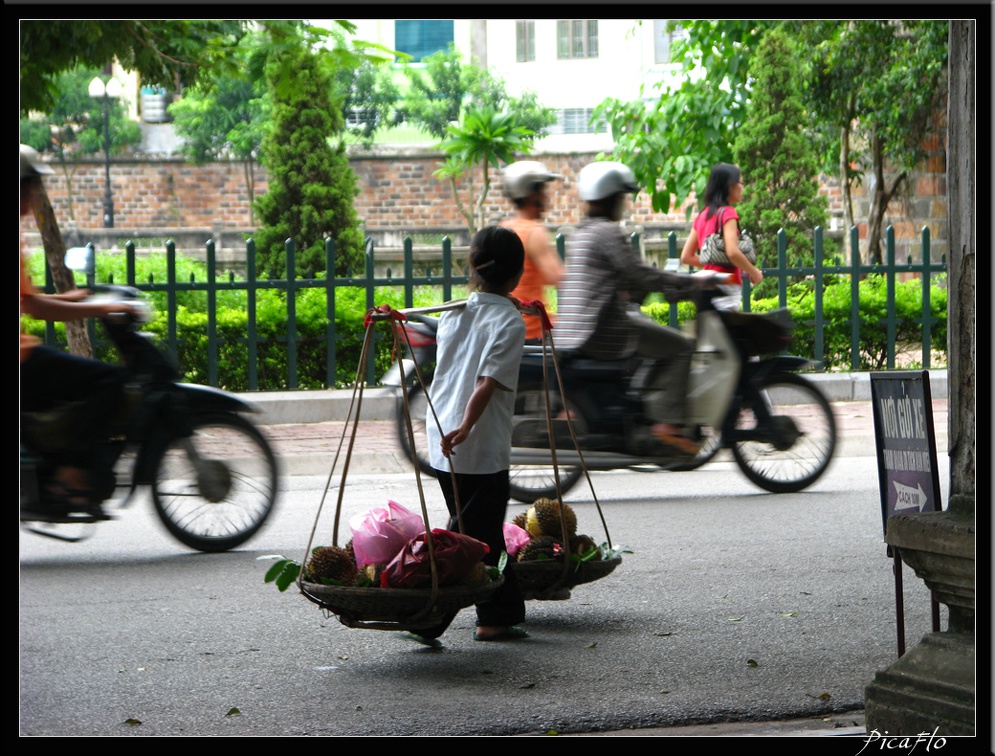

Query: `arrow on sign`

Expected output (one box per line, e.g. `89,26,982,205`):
893,481,928,511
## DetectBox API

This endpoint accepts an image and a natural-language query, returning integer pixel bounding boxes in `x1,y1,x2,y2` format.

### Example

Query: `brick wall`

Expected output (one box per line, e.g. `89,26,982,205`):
21,150,947,261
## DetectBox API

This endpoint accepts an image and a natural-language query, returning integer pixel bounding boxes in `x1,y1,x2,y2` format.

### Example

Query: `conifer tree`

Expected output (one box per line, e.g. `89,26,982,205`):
732,29,830,299
253,46,365,277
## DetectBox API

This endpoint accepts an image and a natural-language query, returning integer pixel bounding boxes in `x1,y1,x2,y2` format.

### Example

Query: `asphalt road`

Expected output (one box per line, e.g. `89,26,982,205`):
20,409,949,738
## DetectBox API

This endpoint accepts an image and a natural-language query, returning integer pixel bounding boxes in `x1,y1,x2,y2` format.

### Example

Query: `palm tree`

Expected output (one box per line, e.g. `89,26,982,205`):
434,105,532,236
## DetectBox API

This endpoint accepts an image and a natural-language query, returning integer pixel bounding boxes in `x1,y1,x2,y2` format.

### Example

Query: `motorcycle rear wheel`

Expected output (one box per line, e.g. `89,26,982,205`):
730,373,836,493
508,384,583,504
398,380,584,503
395,383,437,479
151,412,279,552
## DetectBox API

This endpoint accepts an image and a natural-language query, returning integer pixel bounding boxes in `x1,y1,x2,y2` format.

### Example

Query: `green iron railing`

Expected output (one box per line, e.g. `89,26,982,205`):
42,225,945,390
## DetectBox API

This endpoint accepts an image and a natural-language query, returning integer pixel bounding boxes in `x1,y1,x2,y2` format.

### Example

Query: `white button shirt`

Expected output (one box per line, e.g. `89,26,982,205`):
426,292,526,474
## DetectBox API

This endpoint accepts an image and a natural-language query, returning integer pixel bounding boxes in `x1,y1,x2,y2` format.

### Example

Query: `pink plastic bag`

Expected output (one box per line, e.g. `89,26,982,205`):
349,500,425,568
503,522,531,558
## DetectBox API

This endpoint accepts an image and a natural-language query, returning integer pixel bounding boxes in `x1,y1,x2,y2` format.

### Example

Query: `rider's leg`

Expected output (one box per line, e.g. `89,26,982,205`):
631,317,693,424
21,345,128,500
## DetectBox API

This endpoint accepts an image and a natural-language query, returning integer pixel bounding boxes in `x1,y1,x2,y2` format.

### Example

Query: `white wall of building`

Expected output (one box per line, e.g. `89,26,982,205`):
345,18,686,153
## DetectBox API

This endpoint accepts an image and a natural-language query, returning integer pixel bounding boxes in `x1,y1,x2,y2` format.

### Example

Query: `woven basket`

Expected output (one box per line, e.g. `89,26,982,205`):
511,556,621,601
300,575,504,631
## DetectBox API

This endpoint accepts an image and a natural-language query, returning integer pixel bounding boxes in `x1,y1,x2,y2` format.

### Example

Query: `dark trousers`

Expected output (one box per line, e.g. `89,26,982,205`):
417,469,526,638
20,345,128,469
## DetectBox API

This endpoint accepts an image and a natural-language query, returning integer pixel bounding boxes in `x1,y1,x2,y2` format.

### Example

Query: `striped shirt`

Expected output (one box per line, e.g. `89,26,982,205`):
554,218,696,360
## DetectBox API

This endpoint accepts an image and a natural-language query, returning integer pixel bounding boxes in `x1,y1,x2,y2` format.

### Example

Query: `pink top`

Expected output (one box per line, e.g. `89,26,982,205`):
693,206,743,285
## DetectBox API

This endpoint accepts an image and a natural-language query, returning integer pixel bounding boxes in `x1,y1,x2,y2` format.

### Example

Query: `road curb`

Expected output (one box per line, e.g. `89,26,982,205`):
241,371,948,426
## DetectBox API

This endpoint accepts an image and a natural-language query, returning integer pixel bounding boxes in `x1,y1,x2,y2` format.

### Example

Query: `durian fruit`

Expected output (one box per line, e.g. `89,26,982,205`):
512,510,529,531
517,535,564,562
570,534,601,560
306,545,359,585
460,561,491,586
525,498,577,539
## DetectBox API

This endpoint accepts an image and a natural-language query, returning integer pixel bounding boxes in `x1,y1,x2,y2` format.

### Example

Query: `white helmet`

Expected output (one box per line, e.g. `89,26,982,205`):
577,161,639,201
502,160,562,200
20,144,54,179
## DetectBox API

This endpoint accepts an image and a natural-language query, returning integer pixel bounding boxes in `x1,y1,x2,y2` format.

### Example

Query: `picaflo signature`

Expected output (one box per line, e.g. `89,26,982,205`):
855,728,948,756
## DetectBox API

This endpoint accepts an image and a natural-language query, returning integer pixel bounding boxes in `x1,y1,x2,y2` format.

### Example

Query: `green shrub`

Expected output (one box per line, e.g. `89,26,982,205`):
22,248,944,387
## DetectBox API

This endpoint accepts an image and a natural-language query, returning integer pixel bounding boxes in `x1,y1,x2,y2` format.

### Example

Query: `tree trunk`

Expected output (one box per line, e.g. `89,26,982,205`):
243,159,256,224
30,181,93,357
946,19,976,514
864,133,907,266
448,175,475,236
839,125,854,241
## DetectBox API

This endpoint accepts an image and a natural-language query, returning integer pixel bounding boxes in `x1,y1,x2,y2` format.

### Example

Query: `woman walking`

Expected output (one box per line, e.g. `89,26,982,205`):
680,163,763,311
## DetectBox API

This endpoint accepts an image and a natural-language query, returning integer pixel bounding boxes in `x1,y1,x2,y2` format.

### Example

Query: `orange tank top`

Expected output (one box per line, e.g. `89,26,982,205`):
502,216,553,341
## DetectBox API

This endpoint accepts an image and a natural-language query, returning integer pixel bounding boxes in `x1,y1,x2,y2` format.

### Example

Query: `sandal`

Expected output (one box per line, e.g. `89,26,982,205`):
651,425,701,456
472,626,529,642
398,632,444,649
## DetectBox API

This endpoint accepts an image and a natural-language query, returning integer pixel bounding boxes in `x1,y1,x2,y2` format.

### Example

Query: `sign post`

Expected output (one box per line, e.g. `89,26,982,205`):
870,371,943,656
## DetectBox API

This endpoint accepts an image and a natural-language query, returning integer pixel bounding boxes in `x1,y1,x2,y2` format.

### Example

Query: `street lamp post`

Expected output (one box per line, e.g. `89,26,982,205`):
88,75,122,228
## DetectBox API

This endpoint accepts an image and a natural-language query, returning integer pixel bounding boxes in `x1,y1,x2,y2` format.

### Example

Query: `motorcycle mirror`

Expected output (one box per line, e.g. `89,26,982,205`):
65,246,95,275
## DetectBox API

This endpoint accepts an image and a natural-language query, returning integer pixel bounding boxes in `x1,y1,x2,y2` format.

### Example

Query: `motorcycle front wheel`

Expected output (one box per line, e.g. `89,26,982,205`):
730,373,836,493
151,412,279,552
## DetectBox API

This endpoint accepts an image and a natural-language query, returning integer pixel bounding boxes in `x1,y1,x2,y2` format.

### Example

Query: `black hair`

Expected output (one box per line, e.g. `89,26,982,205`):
511,181,544,209
702,163,742,219
585,193,626,221
468,225,525,293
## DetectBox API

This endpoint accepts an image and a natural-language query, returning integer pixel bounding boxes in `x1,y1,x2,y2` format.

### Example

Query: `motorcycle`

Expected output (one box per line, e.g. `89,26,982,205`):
20,254,279,551
382,279,837,504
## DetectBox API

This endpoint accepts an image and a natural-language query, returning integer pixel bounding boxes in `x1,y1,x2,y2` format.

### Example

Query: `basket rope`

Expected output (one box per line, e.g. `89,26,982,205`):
299,305,452,626
520,300,613,587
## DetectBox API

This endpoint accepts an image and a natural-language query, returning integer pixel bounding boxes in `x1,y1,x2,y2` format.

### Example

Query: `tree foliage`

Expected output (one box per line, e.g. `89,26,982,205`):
333,61,403,147
168,47,270,223
434,106,533,236
19,20,250,115
593,20,777,216
251,45,365,278
20,66,142,223
401,45,555,142
801,20,948,263
732,29,830,299
595,19,948,265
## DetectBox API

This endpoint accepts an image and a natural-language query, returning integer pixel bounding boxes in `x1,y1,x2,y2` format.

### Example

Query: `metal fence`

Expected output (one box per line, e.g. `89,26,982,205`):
41,225,946,391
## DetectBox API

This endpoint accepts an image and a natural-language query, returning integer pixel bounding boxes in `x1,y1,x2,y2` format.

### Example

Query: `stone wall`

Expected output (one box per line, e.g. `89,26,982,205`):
21,149,947,263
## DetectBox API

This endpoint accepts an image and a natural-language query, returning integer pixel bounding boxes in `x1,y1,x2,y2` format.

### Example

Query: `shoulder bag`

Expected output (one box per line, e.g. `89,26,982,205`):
699,207,756,266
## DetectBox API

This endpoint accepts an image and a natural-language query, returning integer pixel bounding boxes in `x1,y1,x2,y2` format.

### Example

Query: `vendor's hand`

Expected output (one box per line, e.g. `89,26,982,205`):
441,427,469,458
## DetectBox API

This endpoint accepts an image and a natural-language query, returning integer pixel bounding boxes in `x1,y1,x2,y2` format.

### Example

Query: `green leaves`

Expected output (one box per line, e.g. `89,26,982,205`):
437,105,532,170
598,543,633,561
260,555,301,592
433,104,534,236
